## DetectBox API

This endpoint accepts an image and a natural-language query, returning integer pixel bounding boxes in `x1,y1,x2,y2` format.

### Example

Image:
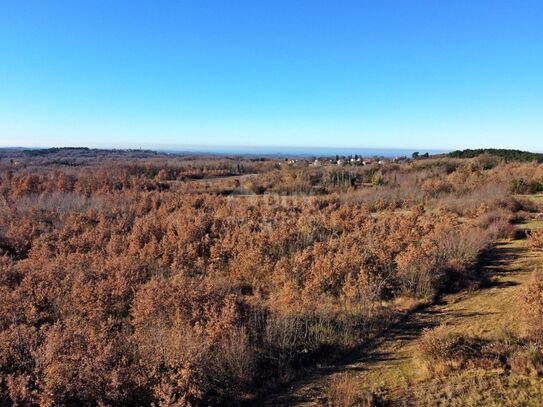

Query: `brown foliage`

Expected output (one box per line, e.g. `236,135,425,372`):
521,270,543,341
326,373,380,407
527,229,543,252
417,326,519,376
0,153,527,404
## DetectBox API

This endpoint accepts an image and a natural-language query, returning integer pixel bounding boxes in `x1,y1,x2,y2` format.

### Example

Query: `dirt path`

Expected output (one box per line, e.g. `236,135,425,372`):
265,225,541,406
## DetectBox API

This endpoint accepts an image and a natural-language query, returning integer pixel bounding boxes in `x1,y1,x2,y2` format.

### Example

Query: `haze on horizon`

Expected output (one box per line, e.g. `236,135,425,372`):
0,1,542,151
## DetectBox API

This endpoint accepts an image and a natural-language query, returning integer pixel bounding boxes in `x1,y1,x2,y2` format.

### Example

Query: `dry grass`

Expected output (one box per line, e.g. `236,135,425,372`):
326,373,380,407
509,345,543,377
416,326,522,377
400,369,543,407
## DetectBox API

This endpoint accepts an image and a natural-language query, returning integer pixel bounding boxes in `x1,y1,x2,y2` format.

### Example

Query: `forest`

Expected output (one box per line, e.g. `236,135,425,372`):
1,149,543,406
447,148,543,163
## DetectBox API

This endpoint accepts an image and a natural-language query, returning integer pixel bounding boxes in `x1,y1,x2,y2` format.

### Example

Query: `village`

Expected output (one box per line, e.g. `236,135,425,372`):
283,152,430,167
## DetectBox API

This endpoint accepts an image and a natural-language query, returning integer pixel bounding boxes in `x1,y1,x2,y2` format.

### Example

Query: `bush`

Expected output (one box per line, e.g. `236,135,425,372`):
417,326,520,376
475,210,516,239
509,346,543,377
326,373,380,407
527,229,543,252
511,178,543,194
417,326,471,374
520,270,543,341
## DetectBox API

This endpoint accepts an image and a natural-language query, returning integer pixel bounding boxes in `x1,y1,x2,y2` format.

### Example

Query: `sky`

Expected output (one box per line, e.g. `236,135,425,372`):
0,0,542,152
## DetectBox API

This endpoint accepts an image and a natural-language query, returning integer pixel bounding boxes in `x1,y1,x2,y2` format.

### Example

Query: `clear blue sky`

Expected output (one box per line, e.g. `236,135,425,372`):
0,1,542,151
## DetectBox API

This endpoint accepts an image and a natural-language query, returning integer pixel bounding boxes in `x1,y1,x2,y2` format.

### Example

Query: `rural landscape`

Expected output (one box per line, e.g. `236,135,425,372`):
1,147,543,405
2,1,543,405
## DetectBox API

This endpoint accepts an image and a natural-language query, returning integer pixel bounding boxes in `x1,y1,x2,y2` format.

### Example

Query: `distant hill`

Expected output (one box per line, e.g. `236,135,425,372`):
21,147,91,156
448,148,543,163
0,147,162,159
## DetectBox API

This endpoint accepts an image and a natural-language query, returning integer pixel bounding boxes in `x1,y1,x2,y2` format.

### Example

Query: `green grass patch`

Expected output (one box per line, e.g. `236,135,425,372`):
521,194,543,203
522,220,543,231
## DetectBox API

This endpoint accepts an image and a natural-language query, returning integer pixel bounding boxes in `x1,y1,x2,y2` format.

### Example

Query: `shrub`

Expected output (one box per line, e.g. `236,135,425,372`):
527,229,543,252
417,326,519,376
475,210,517,239
509,345,543,377
417,326,470,374
520,270,543,341
326,373,380,407
421,178,452,198
511,178,543,194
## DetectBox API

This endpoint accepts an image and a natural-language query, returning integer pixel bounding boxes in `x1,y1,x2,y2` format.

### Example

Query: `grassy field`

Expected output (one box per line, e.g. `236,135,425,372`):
522,219,543,231
524,194,543,202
